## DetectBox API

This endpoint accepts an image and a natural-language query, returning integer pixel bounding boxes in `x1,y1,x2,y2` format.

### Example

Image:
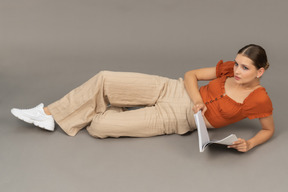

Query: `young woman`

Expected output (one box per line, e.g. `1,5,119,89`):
11,44,274,152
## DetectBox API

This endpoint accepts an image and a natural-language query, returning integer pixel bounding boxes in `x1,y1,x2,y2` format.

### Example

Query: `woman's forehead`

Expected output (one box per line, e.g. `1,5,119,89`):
235,54,254,66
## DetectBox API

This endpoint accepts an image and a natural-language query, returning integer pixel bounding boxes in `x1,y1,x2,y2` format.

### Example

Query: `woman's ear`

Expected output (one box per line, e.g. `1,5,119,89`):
257,67,265,78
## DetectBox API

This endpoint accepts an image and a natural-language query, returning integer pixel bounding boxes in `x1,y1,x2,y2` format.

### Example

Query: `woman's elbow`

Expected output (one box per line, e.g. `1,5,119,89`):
184,71,195,81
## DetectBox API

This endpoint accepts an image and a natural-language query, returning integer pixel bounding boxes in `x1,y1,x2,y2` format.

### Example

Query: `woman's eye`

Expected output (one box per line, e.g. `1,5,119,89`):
243,66,249,70
234,62,238,66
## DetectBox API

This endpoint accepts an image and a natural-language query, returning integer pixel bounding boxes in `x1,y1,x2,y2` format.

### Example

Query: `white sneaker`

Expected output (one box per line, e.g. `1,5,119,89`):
11,103,55,131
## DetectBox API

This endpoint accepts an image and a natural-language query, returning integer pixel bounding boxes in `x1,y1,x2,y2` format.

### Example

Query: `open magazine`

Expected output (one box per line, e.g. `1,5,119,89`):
194,111,238,152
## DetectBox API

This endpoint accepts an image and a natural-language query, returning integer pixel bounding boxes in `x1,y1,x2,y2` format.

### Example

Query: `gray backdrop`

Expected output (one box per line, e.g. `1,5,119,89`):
1,0,287,192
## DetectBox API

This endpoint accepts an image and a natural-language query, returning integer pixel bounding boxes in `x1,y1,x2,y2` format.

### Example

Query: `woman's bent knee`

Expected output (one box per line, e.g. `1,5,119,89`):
86,119,120,139
86,125,108,139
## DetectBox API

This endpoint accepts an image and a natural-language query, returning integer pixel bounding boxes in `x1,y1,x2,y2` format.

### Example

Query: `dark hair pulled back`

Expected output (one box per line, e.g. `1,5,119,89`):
238,44,269,70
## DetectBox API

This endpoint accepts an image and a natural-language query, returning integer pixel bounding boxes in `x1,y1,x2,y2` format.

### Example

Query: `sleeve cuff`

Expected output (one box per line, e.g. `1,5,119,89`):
248,112,273,119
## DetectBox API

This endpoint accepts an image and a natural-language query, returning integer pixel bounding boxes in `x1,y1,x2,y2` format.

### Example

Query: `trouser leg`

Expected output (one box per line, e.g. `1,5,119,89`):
87,79,196,138
87,106,167,138
47,71,169,136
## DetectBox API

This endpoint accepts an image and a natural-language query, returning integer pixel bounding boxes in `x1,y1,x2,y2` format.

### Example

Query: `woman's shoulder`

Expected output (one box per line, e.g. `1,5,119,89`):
243,86,273,119
248,87,272,103
244,86,273,112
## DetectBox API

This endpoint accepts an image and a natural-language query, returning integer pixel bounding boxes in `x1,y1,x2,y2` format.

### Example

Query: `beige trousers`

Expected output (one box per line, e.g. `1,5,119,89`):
47,71,196,138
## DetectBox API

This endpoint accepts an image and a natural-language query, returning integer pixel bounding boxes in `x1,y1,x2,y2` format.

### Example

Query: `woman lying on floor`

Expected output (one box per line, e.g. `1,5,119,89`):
11,44,274,152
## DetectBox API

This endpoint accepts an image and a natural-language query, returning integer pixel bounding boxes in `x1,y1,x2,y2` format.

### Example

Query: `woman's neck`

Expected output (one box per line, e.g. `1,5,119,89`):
233,78,261,90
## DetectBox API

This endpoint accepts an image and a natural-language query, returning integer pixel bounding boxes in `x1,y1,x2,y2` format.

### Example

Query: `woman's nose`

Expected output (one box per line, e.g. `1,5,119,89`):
235,66,240,74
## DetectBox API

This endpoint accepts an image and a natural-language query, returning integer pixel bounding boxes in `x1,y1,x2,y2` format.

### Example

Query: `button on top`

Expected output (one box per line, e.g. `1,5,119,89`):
204,94,225,105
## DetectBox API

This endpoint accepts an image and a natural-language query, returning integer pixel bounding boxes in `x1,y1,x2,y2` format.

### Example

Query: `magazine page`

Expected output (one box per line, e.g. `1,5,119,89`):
211,134,238,145
194,111,238,152
194,111,210,152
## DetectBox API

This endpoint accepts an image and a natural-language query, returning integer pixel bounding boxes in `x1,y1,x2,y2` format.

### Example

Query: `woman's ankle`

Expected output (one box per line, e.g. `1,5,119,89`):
43,107,52,115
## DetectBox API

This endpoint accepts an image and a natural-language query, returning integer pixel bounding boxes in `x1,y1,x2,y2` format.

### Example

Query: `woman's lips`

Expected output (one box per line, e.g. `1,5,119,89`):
234,76,241,80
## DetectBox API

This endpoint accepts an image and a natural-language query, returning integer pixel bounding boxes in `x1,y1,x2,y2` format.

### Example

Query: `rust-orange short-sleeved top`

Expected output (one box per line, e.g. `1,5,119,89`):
199,60,273,128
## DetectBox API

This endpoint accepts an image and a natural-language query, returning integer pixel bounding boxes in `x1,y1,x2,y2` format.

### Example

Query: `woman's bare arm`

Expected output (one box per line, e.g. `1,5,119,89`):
184,67,217,114
228,115,275,152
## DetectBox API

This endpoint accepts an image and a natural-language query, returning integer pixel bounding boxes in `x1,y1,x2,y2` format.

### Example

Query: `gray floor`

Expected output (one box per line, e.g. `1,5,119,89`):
1,1,288,192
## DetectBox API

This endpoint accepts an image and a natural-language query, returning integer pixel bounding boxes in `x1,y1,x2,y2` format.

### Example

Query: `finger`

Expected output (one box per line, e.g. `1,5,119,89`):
232,138,244,145
237,149,247,153
228,145,241,151
192,106,197,113
201,107,207,116
227,144,238,149
232,141,242,145
193,107,199,113
228,142,244,149
236,146,248,152
230,143,246,149
193,105,202,113
202,107,207,114
228,143,248,152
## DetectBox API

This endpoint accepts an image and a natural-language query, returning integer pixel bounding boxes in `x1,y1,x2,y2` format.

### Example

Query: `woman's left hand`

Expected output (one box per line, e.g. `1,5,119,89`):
228,138,251,152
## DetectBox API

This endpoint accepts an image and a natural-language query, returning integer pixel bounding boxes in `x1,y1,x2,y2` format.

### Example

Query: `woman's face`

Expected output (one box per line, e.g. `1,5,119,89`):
234,54,262,86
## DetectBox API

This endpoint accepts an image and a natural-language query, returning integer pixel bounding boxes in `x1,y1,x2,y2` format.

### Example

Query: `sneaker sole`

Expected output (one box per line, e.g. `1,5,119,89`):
11,110,54,131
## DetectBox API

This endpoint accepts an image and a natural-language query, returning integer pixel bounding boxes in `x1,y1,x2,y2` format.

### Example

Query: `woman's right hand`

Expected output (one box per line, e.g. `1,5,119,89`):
193,102,207,116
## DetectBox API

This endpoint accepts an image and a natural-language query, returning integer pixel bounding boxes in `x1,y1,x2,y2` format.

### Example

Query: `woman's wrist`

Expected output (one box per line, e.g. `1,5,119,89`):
247,140,255,151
